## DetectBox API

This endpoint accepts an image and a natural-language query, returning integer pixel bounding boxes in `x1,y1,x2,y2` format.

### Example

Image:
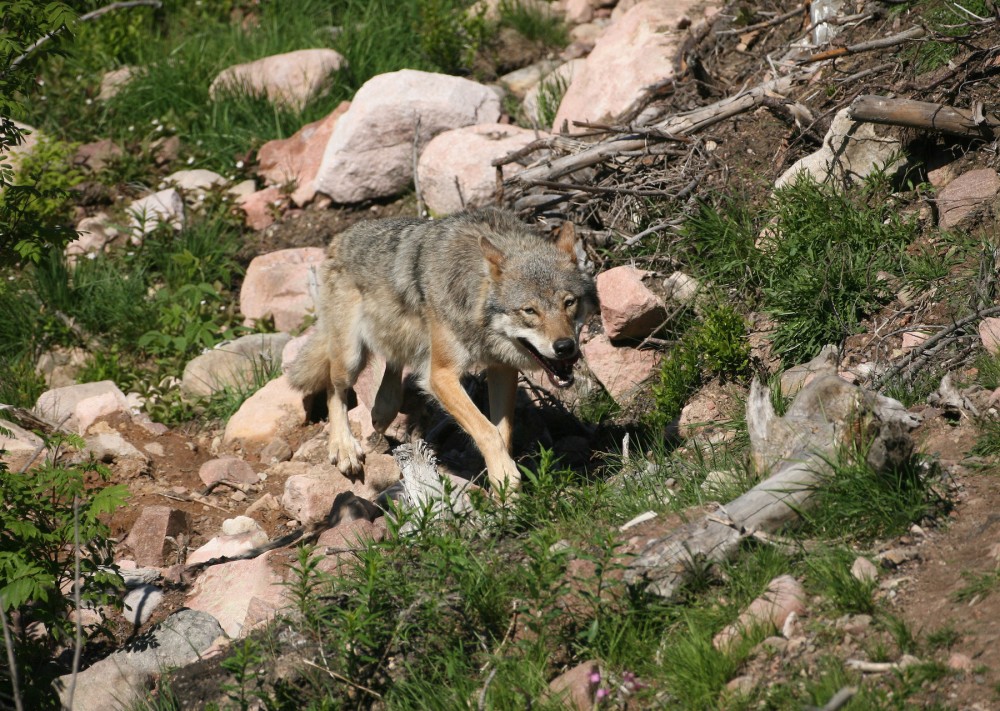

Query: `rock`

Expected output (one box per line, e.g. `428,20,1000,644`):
228,179,257,200
278,462,375,525
948,652,974,672
363,452,403,492
779,344,839,398
123,506,191,567
127,188,185,239
312,69,501,203
66,212,122,260
151,135,181,166
186,530,268,566
580,332,660,404
547,660,601,711
98,66,137,101
564,0,597,24
164,168,227,195
257,101,351,206
499,59,561,98
222,516,264,536
418,123,542,215
700,469,742,496
878,546,920,567
0,421,45,472
679,391,724,439
73,138,124,173
0,121,40,183
35,380,132,435
714,575,806,650
596,265,667,340
260,437,293,465
209,48,347,111
186,551,287,637
836,613,872,636
245,492,281,517
198,457,258,487
726,675,756,695
901,330,929,351
239,248,325,331
851,556,879,583
775,107,904,189
34,345,89,388
522,59,585,128
123,584,164,626
980,317,1000,355
663,270,700,305
84,431,151,477
317,518,385,548
223,375,307,450
182,332,291,398
237,186,286,231
936,168,1000,229
553,1,698,132
55,607,225,708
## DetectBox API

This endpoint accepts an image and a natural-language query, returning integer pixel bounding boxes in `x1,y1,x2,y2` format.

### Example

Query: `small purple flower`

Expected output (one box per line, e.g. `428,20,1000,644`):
589,671,602,684
596,688,610,700
623,671,636,684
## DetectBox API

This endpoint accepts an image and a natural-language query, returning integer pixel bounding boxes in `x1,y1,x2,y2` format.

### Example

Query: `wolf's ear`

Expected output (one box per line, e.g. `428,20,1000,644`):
554,221,577,260
480,235,506,279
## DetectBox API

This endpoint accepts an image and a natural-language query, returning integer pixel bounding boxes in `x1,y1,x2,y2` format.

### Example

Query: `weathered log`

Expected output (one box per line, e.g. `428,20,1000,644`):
624,373,920,599
848,95,1000,139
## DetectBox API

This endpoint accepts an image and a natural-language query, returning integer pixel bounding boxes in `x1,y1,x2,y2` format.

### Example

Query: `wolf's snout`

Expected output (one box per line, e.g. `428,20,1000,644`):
553,338,577,359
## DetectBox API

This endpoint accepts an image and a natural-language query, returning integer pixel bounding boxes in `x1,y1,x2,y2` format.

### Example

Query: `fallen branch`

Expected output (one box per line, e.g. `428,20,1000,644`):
715,5,808,36
798,25,926,64
870,304,1000,389
849,95,1000,139
508,71,809,188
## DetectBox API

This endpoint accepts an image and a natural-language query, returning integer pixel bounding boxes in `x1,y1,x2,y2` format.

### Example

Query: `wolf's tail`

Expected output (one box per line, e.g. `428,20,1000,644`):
287,334,330,395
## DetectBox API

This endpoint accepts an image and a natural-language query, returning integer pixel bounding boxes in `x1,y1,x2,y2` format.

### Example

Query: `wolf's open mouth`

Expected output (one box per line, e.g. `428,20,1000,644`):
517,338,578,388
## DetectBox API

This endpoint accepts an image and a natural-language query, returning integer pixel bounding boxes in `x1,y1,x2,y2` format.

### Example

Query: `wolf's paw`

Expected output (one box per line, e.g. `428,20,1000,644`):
486,455,522,496
329,436,365,478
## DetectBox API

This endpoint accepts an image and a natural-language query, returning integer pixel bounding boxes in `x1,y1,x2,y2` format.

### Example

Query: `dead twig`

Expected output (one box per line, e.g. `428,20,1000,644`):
849,95,1000,139
797,25,926,64
715,5,808,36
0,603,24,711
301,659,383,699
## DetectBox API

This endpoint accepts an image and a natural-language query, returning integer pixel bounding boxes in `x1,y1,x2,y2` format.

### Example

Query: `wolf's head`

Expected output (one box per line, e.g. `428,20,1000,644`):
481,221,599,388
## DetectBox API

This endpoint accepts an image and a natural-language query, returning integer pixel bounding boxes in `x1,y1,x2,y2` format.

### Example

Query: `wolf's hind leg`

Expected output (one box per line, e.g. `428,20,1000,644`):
486,365,518,454
371,362,404,434
325,298,367,478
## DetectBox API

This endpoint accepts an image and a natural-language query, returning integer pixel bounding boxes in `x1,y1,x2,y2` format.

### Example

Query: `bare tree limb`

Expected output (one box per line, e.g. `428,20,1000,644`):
849,95,1000,139
797,25,926,64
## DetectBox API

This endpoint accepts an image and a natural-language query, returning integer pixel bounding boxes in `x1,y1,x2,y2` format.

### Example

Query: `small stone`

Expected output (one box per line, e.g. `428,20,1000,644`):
851,557,879,583
123,585,164,626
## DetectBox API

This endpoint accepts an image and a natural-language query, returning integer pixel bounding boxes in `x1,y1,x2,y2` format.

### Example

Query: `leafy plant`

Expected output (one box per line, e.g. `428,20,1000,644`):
0,438,128,707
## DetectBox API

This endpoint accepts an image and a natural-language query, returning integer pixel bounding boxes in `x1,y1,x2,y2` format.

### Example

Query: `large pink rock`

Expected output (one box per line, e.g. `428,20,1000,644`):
240,247,325,331
419,123,543,215
580,332,660,403
123,506,192,567
186,531,268,566
0,422,46,472
276,462,376,525
313,69,501,203
713,575,806,650
35,380,132,435
209,49,346,112
937,168,1000,229
596,266,667,340
257,101,351,206
980,317,1000,355
186,552,287,637
223,375,307,449
547,661,601,710
554,1,699,132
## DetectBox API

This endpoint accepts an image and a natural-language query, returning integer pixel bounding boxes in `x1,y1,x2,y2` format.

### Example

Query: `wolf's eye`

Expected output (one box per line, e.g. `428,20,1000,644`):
522,307,537,316
564,297,577,309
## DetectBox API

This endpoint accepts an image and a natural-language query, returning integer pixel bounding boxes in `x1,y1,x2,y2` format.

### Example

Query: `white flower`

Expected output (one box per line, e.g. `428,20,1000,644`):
85,98,93,105
235,160,244,169
186,156,195,165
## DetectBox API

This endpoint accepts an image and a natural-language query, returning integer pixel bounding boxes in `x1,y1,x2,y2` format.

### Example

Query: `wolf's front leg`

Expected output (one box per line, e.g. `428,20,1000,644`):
486,365,518,453
428,352,521,493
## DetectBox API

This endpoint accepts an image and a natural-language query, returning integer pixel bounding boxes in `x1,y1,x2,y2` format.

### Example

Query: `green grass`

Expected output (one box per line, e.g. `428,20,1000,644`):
804,547,878,615
902,0,992,73
498,0,568,48
953,568,1000,604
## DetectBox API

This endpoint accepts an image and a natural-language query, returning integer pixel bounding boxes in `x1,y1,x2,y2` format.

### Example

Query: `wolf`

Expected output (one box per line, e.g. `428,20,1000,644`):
287,207,598,492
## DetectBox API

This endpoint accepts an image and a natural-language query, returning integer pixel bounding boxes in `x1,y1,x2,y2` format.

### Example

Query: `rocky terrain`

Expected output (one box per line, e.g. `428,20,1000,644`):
2,0,1000,709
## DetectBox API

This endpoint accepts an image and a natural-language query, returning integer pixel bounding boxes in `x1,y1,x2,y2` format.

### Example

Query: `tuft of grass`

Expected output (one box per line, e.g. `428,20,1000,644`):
498,0,568,48
796,443,946,544
881,369,943,408
805,547,878,615
200,354,283,422
904,0,991,73
953,568,1000,604
530,70,568,129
